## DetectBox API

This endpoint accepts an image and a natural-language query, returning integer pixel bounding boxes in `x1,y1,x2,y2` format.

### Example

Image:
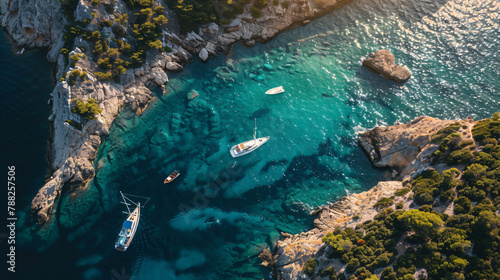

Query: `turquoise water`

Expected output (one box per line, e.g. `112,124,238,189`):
7,0,500,279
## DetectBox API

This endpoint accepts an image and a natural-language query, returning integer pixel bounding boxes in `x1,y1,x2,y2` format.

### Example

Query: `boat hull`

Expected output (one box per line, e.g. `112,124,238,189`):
230,137,270,158
115,205,140,251
265,86,285,95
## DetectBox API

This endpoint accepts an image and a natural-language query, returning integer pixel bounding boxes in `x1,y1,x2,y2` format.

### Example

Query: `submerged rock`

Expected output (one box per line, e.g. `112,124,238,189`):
362,49,411,82
187,90,199,100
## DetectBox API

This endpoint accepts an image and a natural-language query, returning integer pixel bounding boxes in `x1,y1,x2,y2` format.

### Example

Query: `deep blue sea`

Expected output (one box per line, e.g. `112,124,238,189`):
3,0,500,279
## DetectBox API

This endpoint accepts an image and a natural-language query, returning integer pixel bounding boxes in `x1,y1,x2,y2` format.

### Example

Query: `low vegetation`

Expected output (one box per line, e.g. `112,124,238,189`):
70,98,102,120
312,113,500,279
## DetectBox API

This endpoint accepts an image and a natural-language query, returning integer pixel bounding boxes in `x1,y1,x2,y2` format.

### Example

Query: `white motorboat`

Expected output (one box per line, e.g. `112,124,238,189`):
230,119,270,158
265,86,285,95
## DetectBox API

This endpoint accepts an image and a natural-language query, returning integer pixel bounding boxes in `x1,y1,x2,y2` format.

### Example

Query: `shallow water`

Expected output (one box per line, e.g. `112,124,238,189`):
7,0,500,279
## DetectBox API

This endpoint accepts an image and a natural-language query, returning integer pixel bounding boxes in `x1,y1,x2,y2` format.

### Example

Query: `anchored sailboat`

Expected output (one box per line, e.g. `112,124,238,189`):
115,192,150,252
230,119,270,158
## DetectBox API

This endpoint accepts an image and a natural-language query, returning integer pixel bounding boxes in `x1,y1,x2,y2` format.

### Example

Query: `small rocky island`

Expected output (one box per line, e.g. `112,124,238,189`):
265,113,500,280
363,49,411,83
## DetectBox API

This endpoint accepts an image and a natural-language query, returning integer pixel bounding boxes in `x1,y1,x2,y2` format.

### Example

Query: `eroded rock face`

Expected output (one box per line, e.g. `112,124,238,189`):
362,49,411,82
359,116,457,177
359,116,479,178
0,0,66,62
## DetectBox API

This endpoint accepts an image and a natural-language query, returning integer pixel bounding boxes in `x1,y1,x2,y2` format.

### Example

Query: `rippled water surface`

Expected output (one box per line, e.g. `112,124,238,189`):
7,0,500,279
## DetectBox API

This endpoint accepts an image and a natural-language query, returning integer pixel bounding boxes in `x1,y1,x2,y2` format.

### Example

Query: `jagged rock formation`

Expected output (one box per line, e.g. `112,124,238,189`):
167,0,353,59
0,0,66,62
359,116,476,178
269,116,481,279
1,0,358,240
272,181,405,280
362,49,411,82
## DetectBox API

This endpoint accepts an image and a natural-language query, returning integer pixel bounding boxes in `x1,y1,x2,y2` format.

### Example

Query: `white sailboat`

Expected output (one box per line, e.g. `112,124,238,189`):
115,192,150,252
265,86,285,95
230,119,270,158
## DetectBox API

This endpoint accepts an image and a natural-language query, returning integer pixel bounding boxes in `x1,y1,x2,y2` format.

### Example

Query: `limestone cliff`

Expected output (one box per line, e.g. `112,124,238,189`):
359,116,476,178
0,0,66,62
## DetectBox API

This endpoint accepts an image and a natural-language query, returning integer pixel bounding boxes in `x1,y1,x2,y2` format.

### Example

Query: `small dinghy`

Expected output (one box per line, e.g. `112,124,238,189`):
265,86,285,95
164,170,180,184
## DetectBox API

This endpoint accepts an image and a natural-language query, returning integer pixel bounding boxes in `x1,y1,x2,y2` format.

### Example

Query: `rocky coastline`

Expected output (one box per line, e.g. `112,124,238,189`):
0,0,357,242
266,115,480,279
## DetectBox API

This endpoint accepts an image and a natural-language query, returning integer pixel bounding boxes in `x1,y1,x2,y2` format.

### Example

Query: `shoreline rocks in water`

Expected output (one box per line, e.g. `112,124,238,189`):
271,181,405,280
362,49,411,82
269,115,485,279
0,0,360,243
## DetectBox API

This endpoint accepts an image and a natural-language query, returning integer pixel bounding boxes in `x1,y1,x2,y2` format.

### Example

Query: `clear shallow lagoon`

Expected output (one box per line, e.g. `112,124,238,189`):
7,0,500,279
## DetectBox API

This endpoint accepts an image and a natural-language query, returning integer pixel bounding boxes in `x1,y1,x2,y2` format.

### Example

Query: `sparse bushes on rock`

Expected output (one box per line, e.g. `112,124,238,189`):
302,257,318,276
70,98,102,120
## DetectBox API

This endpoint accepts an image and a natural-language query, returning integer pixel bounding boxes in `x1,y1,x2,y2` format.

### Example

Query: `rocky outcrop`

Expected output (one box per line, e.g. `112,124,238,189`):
362,49,411,82
272,181,405,280
270,116,479,279
359,116,459,178
3,0,361,241
0,0,66,62
167,0,353,60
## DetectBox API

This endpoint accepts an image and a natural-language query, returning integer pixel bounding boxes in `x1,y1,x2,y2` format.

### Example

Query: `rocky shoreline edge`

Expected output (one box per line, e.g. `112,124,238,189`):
0,0,357,244
264,115,479,279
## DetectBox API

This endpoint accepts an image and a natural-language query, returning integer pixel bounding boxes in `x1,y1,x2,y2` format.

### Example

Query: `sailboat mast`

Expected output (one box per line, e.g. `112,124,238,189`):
120,191,131,214
253,118,257,141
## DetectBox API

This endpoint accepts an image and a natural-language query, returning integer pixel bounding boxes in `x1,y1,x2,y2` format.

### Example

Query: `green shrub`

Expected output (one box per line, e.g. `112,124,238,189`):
71,98,102,120
250,6,263,18
273,0,279,5
100,20,113,29
414,191,434,205
396,202,404,209
154,5,164,14
65,119,82,130
60,48,69,55
104,3,114,14
95,71,113,81
395,188,411,197
459,140,474,148
440,189,455,203
70,54,80,67
91,0,99,6
282,1,290,9
254,0,268,8
446,149,473,165
374,197,394,209
472,113,500,143
67,69,82,86
319,266,336,277
302,258,318,276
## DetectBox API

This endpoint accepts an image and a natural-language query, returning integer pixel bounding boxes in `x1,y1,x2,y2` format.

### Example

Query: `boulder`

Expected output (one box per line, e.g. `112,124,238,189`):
362,49,411,82
166,61,183,72
151,67,168,85
199,48,209,61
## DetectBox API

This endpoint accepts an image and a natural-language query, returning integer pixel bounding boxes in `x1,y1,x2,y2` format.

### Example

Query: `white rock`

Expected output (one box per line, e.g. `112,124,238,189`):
151,67,168,85
207,22,219,33
199,48,209,61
